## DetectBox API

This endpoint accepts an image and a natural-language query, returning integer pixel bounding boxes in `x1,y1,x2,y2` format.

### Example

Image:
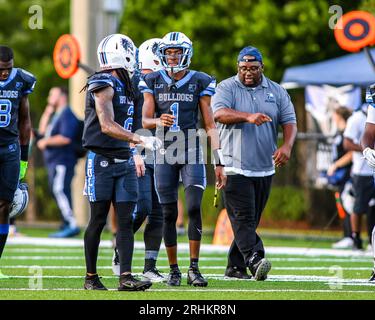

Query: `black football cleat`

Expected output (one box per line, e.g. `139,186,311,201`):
225,266,252,280
118,274,152,291
369,270,375,282
248,253,272,281
187,268,208,287
84,274,108,290
167,269,182,286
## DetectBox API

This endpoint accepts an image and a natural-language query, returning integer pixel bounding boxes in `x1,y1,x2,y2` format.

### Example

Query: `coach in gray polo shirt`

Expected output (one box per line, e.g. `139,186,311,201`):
212,46,297,280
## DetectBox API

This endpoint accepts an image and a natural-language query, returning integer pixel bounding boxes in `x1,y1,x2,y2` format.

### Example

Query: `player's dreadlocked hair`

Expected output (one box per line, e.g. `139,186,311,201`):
80,69,135,102
115,68,135,101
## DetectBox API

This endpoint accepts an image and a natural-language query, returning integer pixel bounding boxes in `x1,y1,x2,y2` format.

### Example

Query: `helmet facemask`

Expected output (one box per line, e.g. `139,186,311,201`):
157,32,193,73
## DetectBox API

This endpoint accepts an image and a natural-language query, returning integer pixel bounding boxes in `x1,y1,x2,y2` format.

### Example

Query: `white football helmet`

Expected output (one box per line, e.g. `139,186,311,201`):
157,32,193,73
138,38,163,72
97,34,137,77
9,183,29,219
366,84,375,105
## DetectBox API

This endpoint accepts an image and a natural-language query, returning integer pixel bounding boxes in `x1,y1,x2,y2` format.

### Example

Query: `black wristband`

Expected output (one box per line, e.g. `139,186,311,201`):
20,145,29,161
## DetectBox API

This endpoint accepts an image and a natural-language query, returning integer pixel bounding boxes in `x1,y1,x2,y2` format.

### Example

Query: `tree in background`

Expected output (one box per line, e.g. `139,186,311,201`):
0,0,369,125
121,0,361,82
0,0,69,120
0,0,70,221
121,0,368,225
0,0,371,223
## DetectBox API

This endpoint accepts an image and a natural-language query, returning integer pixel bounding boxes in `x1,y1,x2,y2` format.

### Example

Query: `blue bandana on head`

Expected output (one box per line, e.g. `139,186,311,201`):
237,46,263,63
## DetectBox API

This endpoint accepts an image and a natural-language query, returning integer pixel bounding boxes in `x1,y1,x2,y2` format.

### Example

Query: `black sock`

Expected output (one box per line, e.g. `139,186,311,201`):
144,258,156,272
170,263,179,271
84,201,111,274
190,258,199,270
352,232,360,239
0,224,10,259
114,202,136,274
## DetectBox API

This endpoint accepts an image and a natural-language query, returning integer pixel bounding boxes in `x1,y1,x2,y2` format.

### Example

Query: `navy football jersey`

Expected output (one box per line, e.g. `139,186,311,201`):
0,68,36,145
131,72,143,132
82,72,134,159
139,69,215,150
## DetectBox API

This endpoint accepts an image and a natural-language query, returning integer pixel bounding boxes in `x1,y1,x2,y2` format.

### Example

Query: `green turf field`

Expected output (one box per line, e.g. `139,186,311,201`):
0,228,374,300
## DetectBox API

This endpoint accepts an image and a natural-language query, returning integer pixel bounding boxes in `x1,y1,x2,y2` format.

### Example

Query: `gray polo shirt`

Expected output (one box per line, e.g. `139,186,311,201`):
211,75,296,177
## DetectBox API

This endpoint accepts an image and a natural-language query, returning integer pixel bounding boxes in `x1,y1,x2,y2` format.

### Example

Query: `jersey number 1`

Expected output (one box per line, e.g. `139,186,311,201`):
0,99,11,128
169,102,180,132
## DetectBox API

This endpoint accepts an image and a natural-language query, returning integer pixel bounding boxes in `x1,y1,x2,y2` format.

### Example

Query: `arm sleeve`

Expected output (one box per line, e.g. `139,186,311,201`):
199,76,216,97
279,87,297,125
87,78,114,93
19,69,36,96
211,81,234,113
138,74,154,94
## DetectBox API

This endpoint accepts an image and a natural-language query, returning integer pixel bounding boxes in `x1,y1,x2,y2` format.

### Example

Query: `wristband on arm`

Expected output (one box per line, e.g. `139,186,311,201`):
130,147,138,156
19,145,29,180
20,145,29,161
19,160,28,180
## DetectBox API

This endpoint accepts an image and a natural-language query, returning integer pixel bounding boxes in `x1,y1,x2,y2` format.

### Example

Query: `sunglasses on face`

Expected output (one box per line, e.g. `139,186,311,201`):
238,66,262,73
0,67,12,73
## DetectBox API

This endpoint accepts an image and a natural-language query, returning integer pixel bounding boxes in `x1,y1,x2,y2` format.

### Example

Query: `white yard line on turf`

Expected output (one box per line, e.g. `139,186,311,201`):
0,265,371,271
0,288,374,293
2,256,226,261
2,274,373,283
6,237,373,257
2,255,372,263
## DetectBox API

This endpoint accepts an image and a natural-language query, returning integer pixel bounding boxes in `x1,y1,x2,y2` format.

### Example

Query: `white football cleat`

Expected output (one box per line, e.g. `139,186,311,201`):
332,237,354,249
142,268,166,283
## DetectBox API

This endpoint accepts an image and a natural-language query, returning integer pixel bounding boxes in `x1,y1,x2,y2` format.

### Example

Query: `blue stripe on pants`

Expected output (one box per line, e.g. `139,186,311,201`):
0,224,9,235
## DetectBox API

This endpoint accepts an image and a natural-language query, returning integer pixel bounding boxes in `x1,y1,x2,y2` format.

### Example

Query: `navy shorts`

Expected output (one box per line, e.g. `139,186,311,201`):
154,163,206,204
0,142,20,202
84,151,138,203
133,164,162,221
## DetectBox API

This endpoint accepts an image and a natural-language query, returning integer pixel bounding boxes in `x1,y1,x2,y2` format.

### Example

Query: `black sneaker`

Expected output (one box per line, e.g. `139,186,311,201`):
353,236,363,250
118,274,152,291
84,274,108,290
167,269,182,286
248,254,271,281
369,270,375,282
225,266,252,279
187,268,208,287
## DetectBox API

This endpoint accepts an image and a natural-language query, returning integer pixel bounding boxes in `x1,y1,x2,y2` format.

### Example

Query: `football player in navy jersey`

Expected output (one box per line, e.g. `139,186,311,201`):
111,38,166,283
0,46,34,277
82,34,161,291
362,84,375,282
140,32,226,287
